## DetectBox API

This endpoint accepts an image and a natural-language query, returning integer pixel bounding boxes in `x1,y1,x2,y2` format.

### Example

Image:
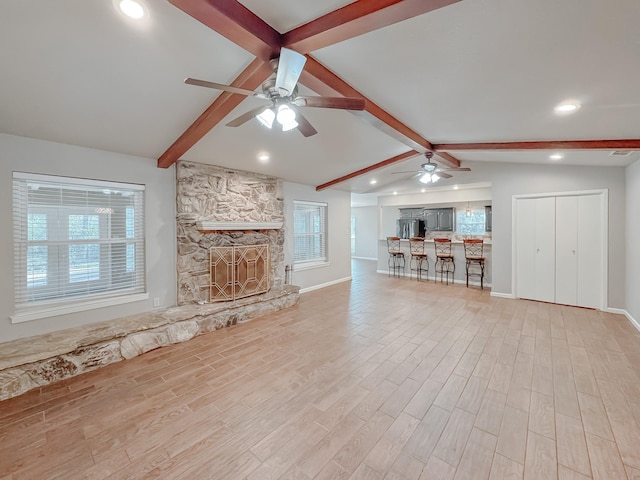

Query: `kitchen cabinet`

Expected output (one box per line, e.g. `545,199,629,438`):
423,207,455,232
399,208,424,219
437,209,454,231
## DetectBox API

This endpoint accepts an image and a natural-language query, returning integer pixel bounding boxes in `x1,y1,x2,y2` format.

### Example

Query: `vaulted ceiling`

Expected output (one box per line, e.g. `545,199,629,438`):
2,0,640,195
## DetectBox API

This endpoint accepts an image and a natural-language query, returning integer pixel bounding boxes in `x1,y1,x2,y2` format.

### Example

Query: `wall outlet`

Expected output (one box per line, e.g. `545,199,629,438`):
153,297,160,307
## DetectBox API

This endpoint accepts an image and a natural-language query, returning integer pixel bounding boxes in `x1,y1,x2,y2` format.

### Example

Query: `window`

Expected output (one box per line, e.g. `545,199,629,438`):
456,208,486,235
293,201,327,266
13,172,146,319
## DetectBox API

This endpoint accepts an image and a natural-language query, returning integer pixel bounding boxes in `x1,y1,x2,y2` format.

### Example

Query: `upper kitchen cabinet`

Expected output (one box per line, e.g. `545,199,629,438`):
423,208,455,232
485,206,492,232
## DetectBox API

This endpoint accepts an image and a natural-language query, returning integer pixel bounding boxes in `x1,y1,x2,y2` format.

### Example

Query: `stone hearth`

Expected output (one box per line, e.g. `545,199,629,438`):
0,284,299,401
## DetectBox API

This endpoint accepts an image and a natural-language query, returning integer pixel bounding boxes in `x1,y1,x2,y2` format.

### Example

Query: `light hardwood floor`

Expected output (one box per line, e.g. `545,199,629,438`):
2,259,640,479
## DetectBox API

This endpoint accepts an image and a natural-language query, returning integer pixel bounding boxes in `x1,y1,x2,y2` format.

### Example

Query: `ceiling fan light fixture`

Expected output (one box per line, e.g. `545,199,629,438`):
276,104,296,124
256,108,275,129
431,173,440,183
421,162,437,173
281,119,299,132
419,173,432,184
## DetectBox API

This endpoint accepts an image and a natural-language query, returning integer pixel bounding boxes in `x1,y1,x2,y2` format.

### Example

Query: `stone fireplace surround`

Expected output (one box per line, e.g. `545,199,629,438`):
0,161,300,400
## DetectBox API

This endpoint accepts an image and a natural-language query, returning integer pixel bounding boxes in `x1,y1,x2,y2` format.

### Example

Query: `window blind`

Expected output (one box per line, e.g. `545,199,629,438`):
13,172,145,310
293,201,328,265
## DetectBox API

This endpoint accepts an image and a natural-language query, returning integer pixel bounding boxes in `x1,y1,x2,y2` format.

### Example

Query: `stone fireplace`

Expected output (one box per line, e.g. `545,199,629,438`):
176,160,286,305
0,160,300,402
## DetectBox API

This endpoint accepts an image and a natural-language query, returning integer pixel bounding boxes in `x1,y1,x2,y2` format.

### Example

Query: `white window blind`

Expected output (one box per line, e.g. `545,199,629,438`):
13,172,146,312
293,201,328,265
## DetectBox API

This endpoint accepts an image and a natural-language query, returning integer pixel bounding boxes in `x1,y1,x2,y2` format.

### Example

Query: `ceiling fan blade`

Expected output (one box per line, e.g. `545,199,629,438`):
226,105,270,127
442,167,471,172
293,109,318,137
437,172,453,179
294,96,366,110
185,78,266,98
275,48,306,97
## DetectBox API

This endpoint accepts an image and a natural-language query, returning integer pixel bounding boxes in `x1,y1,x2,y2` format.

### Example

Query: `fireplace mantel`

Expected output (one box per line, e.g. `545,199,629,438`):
196,221,284,231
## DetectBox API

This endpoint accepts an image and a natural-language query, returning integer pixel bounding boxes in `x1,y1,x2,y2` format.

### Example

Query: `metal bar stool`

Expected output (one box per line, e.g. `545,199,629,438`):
409,237,429,281
463,238,485,289
386,236,405,277
434,238,455,285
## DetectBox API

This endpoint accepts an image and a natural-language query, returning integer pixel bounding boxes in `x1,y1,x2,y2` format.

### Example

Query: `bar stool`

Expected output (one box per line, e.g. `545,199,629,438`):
386,236,405,277
409,237,429,281
434,238,455,285
463,239,485,289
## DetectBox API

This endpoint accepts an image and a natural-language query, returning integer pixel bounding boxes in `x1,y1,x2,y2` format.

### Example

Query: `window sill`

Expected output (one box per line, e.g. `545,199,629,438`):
294,261,330,272
10,292,150,324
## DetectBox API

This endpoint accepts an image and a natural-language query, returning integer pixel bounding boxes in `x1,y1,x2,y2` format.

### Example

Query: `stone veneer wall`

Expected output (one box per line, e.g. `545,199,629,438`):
176,160,285,305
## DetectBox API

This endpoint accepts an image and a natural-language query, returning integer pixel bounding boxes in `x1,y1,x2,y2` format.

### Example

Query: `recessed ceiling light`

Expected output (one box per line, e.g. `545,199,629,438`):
257,152,270,162
549,153,564,160
554,101,581,115
370,179,377,185
453,185,459,190
117,0,145,19
421,188,426,193
393,191,398,195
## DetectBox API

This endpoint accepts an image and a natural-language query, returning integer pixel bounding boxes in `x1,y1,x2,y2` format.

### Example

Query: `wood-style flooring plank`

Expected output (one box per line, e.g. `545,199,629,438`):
2,260,640,479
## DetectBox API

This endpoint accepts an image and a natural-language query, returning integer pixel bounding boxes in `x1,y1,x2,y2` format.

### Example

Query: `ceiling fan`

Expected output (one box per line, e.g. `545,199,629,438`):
184,48,366,137
393,152,471,184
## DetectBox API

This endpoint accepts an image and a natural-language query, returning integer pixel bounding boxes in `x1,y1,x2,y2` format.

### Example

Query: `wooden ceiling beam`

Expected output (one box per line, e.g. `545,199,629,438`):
433,139,640,151
316,150,419,191
157,58,273,168
283,0,461,53
168,0,281,60
300,56,460,169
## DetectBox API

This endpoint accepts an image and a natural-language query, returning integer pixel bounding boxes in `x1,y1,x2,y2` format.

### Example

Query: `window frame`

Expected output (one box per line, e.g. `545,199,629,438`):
293,200,328,269
12,172,148,323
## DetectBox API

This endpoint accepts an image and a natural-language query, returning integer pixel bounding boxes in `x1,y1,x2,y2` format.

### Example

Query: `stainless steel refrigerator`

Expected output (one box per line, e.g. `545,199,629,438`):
396,219,426,239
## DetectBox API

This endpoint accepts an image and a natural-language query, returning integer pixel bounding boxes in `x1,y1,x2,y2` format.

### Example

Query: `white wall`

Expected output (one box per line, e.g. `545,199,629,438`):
352,206,378,259
0,134,177,342
483,162,626,308
283,182,351,291
357,163,626,310
626,159,640,324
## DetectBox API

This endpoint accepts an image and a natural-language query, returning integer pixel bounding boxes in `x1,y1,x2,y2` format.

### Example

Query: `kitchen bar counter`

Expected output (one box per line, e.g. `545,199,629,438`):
376,238,492,287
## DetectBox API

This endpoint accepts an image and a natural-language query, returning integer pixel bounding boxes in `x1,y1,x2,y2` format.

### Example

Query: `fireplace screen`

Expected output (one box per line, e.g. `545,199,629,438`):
210,244,269,302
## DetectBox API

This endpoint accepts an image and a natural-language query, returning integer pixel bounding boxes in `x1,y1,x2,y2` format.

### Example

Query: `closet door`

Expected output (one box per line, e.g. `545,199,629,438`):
516,199,537,300
516,197,555,302
534,197,556,303
577,194,602,308
555,196,578,305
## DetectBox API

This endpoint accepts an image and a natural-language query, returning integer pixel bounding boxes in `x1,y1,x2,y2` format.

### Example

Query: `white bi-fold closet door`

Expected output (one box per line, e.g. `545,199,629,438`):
515,191,606,309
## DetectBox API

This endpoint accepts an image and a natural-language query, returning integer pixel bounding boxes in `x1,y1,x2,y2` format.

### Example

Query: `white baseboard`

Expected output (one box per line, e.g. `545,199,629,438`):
351,256,377,261
605,307,640,333
490,292,516,299
299,276,352,294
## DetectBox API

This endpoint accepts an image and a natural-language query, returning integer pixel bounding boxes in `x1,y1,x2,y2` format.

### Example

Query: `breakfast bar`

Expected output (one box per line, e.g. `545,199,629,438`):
377,237,492,287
